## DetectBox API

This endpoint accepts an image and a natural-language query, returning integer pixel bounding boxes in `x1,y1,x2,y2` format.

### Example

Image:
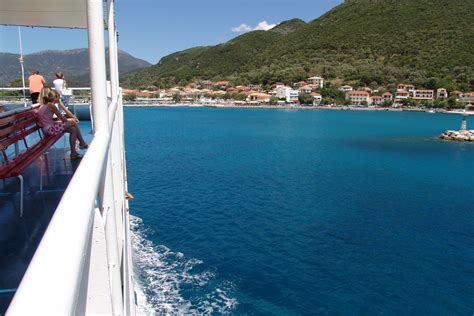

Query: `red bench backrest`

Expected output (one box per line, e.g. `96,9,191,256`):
0,107,63,178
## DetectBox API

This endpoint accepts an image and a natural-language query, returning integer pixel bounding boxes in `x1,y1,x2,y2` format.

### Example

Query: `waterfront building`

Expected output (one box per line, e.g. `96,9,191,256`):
346,91,370,105
382,92,393,100
272,82,286,89
285,89,300,103
201,80,215,89
298,85,313,94
307,76,324,88
412,89,434,100
248,92,271,103
294,81,308,88
437,88,448,99
451,90,464,101
338,85,353,92
235,85,251,92
460,92,474,104
214,81,229,89
123,89,154,98
274,86,299,103
248,84,262,91
369,95,383,105
397,83,415,92
311,92,322,105
395,89,410,100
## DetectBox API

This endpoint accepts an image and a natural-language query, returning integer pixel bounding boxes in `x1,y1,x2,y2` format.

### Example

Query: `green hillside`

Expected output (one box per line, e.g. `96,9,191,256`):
122,0,474,91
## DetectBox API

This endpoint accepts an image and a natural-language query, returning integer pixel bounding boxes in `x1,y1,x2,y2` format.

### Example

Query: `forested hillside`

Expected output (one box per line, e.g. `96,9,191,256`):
122,0,474,91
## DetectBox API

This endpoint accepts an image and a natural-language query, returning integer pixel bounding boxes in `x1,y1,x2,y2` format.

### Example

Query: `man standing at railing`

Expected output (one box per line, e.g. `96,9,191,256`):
28,70,45,104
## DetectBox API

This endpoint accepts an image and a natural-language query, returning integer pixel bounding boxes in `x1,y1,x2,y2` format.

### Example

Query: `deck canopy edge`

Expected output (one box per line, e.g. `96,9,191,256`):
0,0,88,29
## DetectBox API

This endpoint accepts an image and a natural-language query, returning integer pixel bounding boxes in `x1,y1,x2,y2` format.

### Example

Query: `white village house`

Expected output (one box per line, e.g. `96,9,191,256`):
346,91,370,105
412,89,434,100
311,92,322,105
307,76,324,89
275,86,299,103
338,85,353,92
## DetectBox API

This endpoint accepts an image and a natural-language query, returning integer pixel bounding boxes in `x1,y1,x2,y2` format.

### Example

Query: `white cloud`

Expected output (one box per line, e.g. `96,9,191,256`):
231,20,276,33
254,21,277,31
231,24,252,33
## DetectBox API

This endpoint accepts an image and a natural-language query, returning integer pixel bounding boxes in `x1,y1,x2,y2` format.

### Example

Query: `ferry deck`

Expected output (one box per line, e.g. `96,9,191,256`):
0,127,91,312
1,0,137,314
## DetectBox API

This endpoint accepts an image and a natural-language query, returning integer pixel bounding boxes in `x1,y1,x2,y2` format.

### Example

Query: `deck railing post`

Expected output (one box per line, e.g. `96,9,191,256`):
86,0,109,134
87,0,123,314
107,0,124,258
107,0,119,104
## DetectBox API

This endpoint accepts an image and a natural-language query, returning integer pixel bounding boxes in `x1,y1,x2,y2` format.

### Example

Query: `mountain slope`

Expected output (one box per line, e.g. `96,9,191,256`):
123,0,474,90
0,48,151,85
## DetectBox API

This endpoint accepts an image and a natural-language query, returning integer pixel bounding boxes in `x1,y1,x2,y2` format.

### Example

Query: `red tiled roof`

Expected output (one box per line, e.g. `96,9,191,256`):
214,81,229,85
349,91,369,95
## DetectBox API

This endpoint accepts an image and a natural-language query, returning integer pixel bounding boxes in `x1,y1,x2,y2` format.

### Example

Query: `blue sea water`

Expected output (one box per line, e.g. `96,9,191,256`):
125,107,474,315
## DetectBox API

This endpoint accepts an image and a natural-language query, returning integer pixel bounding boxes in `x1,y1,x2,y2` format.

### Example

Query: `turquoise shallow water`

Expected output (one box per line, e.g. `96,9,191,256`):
125,107,474,314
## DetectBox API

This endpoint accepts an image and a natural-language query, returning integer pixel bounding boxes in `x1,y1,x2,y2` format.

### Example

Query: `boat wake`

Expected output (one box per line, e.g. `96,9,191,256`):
130,215,237,315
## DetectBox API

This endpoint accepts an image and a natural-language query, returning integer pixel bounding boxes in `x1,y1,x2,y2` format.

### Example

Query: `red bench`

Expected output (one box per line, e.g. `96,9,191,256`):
0,106,65,216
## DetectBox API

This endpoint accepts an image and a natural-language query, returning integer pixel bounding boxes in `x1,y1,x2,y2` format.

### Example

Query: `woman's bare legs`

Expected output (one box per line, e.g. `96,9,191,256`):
64,120,87,157
75,126,87,148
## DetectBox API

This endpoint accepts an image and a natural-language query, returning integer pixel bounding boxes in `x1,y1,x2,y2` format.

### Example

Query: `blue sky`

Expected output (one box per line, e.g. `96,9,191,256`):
0,0,342,65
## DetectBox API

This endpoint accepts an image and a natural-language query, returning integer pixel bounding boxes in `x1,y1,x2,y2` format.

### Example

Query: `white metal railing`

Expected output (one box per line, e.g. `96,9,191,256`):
6,0,136,314
7,90,129,314
0,87,92,105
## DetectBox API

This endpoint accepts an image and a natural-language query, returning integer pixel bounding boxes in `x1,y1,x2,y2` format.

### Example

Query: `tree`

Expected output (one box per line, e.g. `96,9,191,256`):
123,93,137,102
381,99,393,107
10,78,24,88
422,100,434,108
447,96,458,109
298,93,313,105
172,93,181,102
233,93,247,101
433,99,447,109
269,97,279,105
369,81,379,90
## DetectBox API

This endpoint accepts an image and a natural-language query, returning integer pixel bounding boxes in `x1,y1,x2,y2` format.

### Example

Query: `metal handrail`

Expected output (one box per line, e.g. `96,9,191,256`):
8,90,124,314
5,0,135,314
8,133,109,314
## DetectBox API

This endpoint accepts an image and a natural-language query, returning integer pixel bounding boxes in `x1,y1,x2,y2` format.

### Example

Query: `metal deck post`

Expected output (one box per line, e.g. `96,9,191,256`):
87,0,123,314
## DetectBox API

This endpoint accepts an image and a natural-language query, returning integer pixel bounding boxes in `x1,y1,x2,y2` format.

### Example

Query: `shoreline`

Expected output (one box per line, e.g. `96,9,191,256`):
123,102,474,115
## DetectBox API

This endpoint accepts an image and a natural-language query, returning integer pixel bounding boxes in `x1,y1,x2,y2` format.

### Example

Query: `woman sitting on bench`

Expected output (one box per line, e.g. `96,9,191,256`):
37,87,88,159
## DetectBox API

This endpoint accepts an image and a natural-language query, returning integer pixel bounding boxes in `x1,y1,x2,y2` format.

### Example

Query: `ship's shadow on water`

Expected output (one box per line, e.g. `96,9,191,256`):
130,215,237,315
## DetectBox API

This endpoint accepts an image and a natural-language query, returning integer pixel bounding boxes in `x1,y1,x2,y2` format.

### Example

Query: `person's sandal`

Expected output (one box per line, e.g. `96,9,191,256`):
79,144,89,149
70,152,82,159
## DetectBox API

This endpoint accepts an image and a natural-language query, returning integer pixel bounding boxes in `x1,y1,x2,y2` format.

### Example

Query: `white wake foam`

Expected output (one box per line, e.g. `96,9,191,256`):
130,215,237,315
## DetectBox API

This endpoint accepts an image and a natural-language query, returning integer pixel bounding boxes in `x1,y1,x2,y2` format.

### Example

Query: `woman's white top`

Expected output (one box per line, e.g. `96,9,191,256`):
53,78,65,95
